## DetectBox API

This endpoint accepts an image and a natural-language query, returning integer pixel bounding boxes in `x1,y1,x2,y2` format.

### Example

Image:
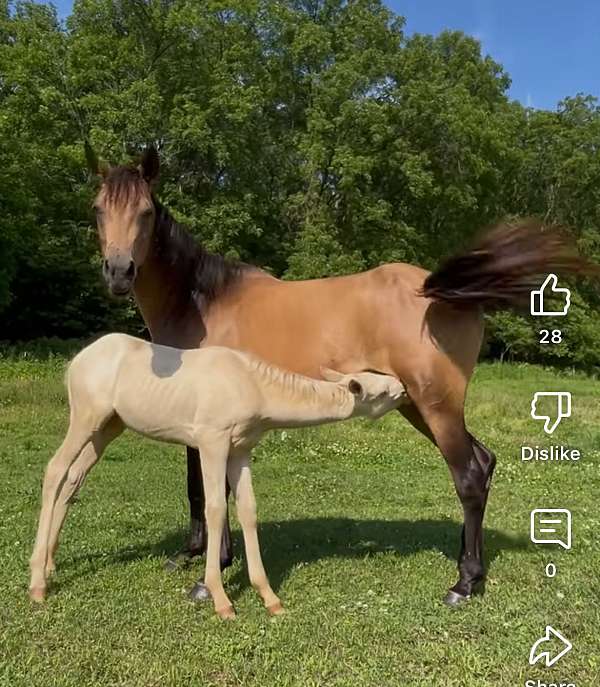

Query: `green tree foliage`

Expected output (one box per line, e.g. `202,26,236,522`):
1,0,599,367
0,0,134,336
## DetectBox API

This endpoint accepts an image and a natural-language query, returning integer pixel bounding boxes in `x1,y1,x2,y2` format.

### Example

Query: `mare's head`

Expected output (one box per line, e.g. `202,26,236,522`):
86,144,159,296
320,368,407,419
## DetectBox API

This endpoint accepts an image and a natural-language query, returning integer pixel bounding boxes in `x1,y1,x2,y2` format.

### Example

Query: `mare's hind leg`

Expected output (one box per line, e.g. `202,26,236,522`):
421,404,496,605
398,403,435,443
45,415,124,576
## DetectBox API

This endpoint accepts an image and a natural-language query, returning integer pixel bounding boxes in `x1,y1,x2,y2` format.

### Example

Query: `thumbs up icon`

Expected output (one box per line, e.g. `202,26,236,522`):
530,274,571,316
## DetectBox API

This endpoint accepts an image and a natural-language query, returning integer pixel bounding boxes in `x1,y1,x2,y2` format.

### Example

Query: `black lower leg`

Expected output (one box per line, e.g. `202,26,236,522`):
220,481,233,570
186,447,206,556
446,436,496,605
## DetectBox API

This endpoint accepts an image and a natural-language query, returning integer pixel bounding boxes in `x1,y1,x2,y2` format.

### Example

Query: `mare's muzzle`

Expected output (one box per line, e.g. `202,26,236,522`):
103,255,137,296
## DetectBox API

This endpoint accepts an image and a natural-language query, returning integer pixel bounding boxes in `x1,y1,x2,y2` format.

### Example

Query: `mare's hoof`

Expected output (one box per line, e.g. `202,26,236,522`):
217,604,236,620
266,601,285,616
188,582,212,603
443,589,471,607
29,587,47,603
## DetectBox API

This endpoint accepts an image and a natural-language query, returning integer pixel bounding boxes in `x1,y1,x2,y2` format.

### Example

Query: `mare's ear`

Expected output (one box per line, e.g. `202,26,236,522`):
347,379,363,396
84,140,108,178
139,145,160,185
320,366,344,382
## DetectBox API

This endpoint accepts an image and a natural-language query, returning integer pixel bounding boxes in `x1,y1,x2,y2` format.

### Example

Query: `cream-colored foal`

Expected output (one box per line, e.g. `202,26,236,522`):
29,333,407,618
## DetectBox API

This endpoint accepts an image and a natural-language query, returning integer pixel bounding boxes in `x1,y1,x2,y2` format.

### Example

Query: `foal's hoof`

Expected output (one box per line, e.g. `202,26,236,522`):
217,604,236,620
266,601,285,617
29,587,47,603
443,589,471,607
188,582,212,603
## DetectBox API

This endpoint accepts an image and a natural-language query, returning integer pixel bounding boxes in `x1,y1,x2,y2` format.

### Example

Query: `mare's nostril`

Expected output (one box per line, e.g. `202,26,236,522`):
102,259,109,274
125,260,135,278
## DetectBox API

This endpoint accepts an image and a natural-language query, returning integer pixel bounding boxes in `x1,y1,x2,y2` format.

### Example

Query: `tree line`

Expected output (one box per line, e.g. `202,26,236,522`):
1,0,600,368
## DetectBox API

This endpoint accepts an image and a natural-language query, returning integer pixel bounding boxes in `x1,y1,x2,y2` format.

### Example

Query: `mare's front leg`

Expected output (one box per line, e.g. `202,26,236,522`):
186,446,206,557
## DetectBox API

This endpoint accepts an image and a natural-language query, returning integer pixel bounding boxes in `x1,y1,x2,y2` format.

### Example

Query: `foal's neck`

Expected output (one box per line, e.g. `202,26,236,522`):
252,362,356,427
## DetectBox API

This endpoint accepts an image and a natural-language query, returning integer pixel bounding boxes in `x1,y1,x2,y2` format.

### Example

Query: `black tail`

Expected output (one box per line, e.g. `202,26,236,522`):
421,219,598,310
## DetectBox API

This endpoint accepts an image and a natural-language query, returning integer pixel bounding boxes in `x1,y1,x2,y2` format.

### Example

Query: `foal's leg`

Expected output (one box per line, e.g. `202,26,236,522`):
170,447,233,572
197,435,235,619
227,452,283,616
29,422,94,601
188,446,233,567
45,415,124,576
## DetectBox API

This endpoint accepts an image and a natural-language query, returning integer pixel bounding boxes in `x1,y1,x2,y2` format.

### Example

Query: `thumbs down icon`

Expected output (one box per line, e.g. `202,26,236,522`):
529,626,572,667
531,391,571,434
530,273,571,316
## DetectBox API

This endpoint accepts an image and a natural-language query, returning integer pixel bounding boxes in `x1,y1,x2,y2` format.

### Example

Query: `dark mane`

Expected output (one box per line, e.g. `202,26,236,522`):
153,199,253,308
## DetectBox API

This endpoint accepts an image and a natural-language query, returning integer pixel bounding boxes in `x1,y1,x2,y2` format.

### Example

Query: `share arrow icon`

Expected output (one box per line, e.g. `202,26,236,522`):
529,626,573,667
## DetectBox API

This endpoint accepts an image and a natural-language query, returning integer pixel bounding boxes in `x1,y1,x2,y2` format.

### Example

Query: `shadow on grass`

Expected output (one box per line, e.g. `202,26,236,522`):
57,517,528,597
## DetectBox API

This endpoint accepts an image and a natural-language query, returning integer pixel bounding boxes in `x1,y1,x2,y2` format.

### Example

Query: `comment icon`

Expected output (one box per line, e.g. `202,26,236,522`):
530,509,572,550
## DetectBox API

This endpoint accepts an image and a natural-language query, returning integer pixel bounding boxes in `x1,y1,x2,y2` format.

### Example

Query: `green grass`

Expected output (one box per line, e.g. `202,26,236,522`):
1,357,599,686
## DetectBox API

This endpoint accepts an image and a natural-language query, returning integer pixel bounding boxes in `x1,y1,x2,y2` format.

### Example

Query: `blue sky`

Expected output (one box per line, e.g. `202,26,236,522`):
51,0,599,111
390,0,600,110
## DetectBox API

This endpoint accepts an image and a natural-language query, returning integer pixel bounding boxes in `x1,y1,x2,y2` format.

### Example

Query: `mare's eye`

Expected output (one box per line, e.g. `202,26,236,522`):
140,208,154,219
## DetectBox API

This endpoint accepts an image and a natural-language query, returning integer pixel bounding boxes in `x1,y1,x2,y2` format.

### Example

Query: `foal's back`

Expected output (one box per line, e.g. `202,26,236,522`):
69,334,260,445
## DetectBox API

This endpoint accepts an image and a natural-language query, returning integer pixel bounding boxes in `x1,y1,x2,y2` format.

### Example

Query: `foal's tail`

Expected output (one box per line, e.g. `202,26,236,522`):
421,219,599,309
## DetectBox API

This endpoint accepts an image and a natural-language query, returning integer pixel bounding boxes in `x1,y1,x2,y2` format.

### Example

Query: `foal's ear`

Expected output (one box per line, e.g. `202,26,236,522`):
320,366,344,382
347,379,363,396
139,145,160,185
84,140,108,178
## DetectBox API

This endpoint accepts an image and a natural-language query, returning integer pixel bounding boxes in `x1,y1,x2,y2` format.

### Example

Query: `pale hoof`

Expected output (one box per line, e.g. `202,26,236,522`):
29,587,47,603
266,601,285,616
216,604,236,620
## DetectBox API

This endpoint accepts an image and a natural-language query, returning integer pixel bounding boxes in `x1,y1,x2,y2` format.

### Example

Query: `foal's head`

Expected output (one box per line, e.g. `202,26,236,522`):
87,144,159,296
320,368,407,418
